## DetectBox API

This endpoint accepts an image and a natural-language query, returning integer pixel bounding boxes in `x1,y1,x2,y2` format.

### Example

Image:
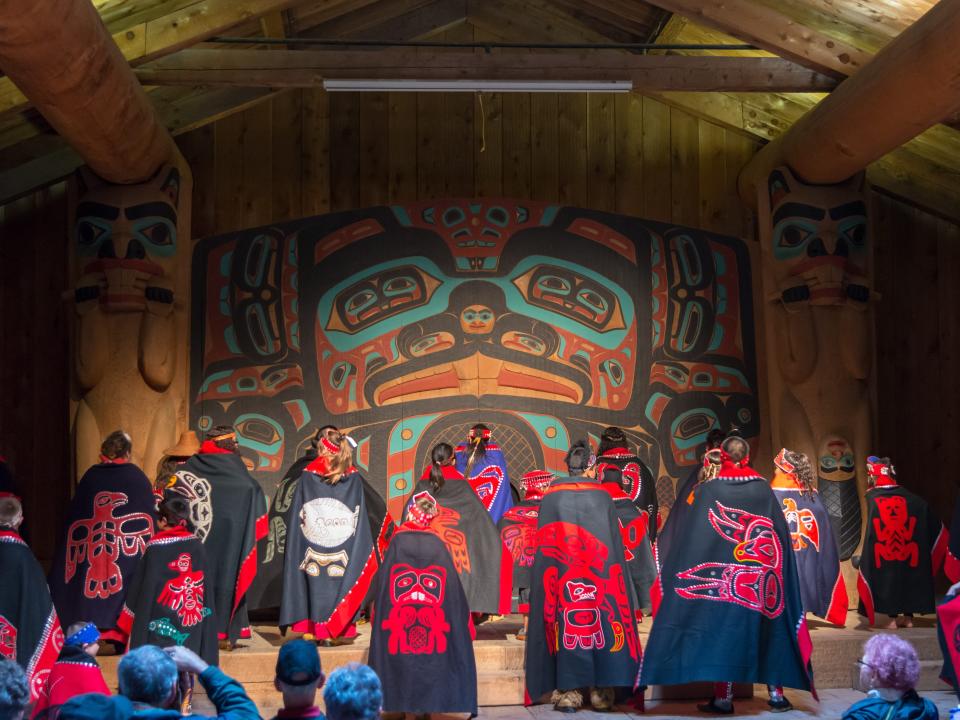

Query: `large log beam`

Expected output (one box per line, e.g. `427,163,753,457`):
133,48,837,92
0,0,173,183
740,0,960,197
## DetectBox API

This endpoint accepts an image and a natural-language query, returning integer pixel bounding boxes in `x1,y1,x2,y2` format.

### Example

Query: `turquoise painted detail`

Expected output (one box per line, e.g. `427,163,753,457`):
225,327,240,355
287,399,310,430
645,392,669,423
198,370,232,394
388,470,414,500
671,408,720,451
517,412,569,451
713,250,726,276
355,436,370,472
220,251,233,277
391,206,413,226
709,325,724,351
539,206,560,226
388,415,441,455
557,335,567,359
234,413,284,469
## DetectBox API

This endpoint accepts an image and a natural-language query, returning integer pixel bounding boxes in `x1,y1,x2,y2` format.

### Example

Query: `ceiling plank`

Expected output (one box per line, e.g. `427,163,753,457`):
296,0,466,40
0,0,346,119
132,48,838,92
638,0,873,78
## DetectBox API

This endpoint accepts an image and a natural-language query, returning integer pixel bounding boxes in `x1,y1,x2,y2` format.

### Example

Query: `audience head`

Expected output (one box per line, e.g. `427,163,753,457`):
101,431,132,462
564,440,596,477
859,633,920,692
118,646,178,707
274,639,324,709
64,621,101,657
157,494,194,533
428,442,455,492
597,426,628,456
0,496,22,531
0,660,28,720
322,663,382,720
206,426,239,454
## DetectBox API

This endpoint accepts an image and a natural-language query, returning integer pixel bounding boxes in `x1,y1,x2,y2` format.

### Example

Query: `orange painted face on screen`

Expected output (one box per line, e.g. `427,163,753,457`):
460,305,495,334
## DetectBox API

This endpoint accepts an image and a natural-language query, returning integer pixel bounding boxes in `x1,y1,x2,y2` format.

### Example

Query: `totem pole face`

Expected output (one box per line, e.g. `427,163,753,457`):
767,167,868,306
818,436,856,484
73,166,181,312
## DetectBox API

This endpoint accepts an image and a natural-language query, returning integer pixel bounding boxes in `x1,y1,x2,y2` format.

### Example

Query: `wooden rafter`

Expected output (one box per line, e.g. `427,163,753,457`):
132,48,838,92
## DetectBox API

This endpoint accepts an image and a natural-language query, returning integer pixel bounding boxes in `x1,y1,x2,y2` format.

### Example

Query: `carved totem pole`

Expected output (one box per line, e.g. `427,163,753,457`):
757,166,874,562
68,158,192,479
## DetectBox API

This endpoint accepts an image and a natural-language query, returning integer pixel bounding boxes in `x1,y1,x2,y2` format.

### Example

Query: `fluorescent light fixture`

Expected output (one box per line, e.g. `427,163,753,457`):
322,79,632,93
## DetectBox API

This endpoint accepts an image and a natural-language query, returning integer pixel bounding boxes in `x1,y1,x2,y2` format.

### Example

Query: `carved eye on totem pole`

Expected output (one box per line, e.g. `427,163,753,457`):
767,167,868,307
73,166,180,313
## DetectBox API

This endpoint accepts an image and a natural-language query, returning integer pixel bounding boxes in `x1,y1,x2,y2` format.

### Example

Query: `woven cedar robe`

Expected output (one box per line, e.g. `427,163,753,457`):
524,476,642,703
368,524,477,716
174,450,267,642
640,464,815,693
601,481,657,614
498,498,542,613
0,531,62,703
454,443,514,523
857,484,947,624
771,483,848,626
31,644,110,720
280,466,387,638
249,452,314,611
117,525,218,665
597,447,658,540
48,462,156,634
407,472,512,616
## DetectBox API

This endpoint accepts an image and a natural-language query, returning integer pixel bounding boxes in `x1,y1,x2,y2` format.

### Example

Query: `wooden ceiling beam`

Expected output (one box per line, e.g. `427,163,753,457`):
0,0,341,119
131,48,837,92
639,0,872,78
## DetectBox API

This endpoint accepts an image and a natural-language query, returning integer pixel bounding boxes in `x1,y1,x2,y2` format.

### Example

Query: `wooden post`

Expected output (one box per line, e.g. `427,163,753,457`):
0,0,173,183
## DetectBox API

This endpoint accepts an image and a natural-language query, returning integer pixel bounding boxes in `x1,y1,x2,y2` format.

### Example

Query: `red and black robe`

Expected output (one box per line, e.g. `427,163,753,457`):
497,496,542,613
597,447,658,539
279,464,389,640
641,462,815,694
48,461,156,642
601,480,657,615
857,484,947,623
118,525,219,665
406,473,512,616
524,476,642,704
31,644,110,720
173,446,267,642
0,531,62,704
368,522,477,716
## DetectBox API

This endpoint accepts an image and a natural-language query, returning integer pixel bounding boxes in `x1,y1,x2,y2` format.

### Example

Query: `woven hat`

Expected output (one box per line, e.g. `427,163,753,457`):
162,431,200,457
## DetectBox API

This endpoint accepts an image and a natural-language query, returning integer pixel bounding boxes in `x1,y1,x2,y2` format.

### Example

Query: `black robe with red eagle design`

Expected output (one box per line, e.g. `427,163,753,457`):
173,448,267,642
771,486,847,626
118,525,218,665
280,465,390,639
597,447,658,539
48,462,156,638
368,524,477,716
0,530,62,704
498,499,542,613
524,476,642,704
640,462,815,693
601,479,657,614
406,474,512,616
857,484,947,624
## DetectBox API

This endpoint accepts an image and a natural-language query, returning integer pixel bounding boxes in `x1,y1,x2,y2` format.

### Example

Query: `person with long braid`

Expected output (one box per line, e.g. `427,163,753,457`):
454,424,514,523
279,427,390,645
403,443,512,617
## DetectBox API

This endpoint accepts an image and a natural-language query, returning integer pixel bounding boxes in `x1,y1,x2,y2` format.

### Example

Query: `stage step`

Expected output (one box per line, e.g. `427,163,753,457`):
97,613,951,715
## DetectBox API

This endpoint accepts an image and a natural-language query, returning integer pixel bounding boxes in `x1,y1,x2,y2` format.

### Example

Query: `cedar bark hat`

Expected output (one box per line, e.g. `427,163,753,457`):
162,430,200,457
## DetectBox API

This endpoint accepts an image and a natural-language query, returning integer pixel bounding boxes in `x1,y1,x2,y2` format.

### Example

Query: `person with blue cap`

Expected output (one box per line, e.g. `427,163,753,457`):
32,622,110,720
270,640,325,720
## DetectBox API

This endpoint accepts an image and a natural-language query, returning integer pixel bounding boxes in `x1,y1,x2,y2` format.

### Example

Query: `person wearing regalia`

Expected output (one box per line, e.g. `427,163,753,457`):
525,441,643,714
655,428,726,569
0,456,28,542
498,470,554,640
770,448,848,626
369,493,477,719
153,432,201,501
596,426,658,540
454,424,514,523
0,495,61,707
857,456,947,629
48,431,155,647
172,426,267,647
407,443,511,617
597,467,657,617
118,494,218,665
280,427,389,645
641,436,815,715
32,622,110,720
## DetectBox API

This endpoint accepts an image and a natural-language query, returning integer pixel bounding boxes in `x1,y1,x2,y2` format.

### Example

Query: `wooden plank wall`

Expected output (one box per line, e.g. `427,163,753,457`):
176,88,762,239
0,183,71,563
873,192,960,522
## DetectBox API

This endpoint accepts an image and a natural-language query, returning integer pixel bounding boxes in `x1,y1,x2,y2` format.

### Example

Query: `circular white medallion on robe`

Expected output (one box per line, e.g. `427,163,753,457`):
300,498,359,548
